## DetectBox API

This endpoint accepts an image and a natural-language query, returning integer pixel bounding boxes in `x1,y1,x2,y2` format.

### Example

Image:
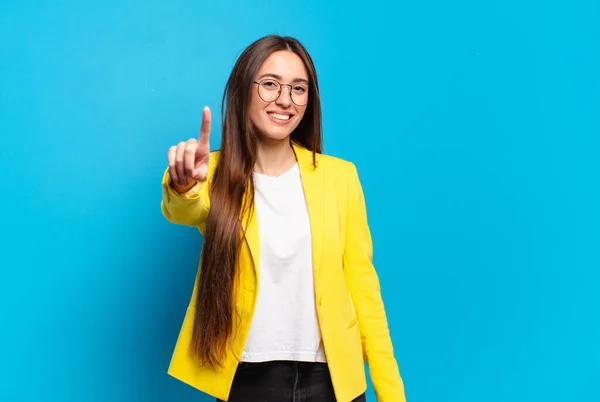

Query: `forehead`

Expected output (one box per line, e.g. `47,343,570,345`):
256,50,308,81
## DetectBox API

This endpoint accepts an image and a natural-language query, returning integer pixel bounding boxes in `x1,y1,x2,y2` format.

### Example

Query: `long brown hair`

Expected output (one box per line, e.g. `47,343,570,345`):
191,35,322,368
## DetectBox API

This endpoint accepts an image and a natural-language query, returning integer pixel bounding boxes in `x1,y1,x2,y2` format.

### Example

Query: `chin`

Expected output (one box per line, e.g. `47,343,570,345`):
257,121,298,142
259,129,294,142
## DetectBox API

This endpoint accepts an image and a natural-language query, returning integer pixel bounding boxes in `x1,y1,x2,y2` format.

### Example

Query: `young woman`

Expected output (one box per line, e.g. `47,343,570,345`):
161,35,406,402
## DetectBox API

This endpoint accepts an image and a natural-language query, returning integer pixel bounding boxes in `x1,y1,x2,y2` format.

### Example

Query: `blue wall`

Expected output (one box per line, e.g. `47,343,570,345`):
1,0,599,401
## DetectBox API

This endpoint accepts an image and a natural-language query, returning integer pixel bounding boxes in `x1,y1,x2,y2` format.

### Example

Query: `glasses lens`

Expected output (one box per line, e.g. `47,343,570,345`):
290,84,309,106
258,80,280,103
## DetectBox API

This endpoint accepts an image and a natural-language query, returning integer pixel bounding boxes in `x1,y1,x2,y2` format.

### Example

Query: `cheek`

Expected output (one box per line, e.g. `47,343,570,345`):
248,98,264,126
251,95,269,120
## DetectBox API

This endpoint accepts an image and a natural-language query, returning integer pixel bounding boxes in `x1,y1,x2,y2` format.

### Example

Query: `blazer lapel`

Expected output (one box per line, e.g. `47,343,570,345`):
293,143,325,281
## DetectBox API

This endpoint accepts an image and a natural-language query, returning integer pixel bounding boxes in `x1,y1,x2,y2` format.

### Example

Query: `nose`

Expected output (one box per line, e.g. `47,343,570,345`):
275,85,292,107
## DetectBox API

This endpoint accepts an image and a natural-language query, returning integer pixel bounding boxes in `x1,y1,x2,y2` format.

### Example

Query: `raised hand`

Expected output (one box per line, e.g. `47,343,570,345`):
167,106,211,193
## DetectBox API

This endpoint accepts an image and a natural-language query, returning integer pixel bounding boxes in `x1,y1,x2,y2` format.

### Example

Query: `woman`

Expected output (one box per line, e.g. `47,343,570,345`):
161,35,406,402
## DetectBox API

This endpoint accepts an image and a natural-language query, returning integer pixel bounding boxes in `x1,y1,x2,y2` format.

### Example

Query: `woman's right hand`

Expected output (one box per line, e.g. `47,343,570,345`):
167,106,211,194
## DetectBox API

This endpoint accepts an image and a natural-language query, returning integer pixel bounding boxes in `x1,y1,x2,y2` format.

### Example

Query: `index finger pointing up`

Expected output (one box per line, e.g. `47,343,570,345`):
198,106,211,145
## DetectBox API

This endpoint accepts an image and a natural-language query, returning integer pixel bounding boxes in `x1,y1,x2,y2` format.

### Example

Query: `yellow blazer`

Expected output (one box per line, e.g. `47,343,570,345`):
160,143,406,402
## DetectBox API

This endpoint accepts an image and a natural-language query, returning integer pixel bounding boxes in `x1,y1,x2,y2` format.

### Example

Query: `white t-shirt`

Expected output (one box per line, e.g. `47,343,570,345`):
240,163,326,363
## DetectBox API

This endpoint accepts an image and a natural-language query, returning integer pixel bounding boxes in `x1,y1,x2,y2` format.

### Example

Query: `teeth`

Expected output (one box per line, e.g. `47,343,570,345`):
268,112,290,121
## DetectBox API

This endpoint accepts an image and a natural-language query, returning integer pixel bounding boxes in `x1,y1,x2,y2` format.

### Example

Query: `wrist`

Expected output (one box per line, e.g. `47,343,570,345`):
170,180,197,194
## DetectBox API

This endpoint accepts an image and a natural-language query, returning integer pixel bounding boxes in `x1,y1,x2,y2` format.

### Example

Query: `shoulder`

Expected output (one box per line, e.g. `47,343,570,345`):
315,152,360,181
209,149,221,161
207,150,221,174
293,142,359,179
314,152,368,212
313,152,366,202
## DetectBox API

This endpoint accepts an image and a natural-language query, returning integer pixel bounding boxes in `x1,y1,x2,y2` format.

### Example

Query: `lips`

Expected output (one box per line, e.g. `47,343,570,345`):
266,111,295,125
267,111,293,121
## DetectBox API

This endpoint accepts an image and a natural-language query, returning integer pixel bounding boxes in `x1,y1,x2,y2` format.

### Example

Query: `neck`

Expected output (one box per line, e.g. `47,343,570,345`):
254,137,297,176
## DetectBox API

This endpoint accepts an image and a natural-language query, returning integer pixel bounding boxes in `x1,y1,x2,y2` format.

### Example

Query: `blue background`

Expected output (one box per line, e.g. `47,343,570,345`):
1,0,599,401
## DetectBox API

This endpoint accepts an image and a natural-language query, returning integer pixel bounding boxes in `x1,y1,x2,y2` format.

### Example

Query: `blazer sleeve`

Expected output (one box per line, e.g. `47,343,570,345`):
160,167,211,233
343,162,407,402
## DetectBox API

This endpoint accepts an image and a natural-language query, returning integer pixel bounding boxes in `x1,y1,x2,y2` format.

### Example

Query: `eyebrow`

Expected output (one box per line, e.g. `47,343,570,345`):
257,73,309,85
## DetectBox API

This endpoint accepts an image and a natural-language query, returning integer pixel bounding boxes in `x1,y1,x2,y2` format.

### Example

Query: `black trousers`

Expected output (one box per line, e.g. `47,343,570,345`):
217,360,366,402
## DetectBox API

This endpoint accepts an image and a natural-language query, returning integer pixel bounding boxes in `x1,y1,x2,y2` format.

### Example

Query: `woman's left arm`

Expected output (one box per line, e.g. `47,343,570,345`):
343,162,407,402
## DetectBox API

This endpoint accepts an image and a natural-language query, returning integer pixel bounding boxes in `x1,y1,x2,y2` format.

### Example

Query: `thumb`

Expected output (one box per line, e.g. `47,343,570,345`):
195,163,209,181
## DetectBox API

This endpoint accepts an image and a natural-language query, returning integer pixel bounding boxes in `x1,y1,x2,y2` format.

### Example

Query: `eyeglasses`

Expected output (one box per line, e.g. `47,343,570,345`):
252,79,310,106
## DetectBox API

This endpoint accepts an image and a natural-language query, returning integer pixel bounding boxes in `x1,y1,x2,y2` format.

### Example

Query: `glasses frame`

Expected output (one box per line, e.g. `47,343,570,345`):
252,78,310,106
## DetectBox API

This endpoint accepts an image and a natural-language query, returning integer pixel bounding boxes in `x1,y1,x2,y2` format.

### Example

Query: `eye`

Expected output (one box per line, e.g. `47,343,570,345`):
261,80,279,90
293,85,307,93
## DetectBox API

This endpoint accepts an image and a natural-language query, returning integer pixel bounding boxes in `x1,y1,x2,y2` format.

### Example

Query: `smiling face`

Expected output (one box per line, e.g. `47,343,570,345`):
248,50,309,143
